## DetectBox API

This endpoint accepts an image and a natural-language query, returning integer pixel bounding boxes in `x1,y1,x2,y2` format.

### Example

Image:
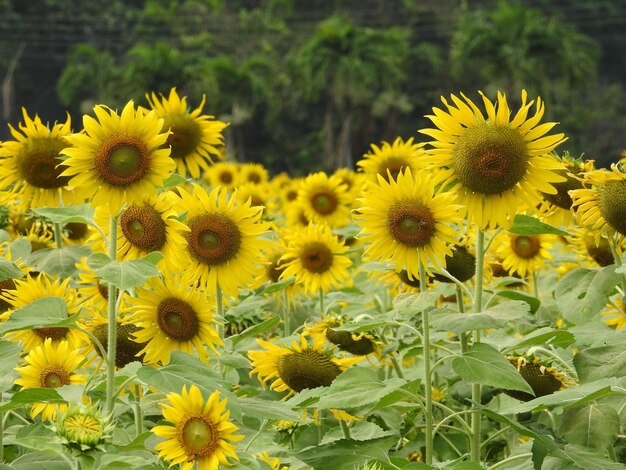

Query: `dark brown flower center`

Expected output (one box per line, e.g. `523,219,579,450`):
40,364,71,388
179,416,217,458
219,171,233,185
396,270,421,288
584,236,614,267
300,242,333,274
277,349,342,392
377,157,408,183
325,329,375,355
267,255,288,283
186,213,242,266
540,169,582,209
162,114,202,160
92,322,145,367
156,297,200,341
511,235,541,259
387,201,436,247
597,180,626,237
65,222,89,241
432,245,476,283
120,204,167,252
311,191,338,215
34,327,69,340
94,136,151,186
453,124,528,195
18,137,71,189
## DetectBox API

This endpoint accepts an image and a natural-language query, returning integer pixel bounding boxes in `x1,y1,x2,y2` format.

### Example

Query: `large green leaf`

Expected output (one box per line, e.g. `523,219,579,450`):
239,397,300,421
0,258,23,282
296,435,399,470
430,300,529,334
559,404,619,449
228,315,280,348
26,246,91,278
508,214,568,236
0,339,22,376
321,421,396,445
10,453,68,470
0,388,65,411
392,291,440,321
88,252,162,291
0,297,75,335
451,343,534,394
573,344,626,382
495,290,541,314
31,204,95,225
560,444,626,470
500,328,575,354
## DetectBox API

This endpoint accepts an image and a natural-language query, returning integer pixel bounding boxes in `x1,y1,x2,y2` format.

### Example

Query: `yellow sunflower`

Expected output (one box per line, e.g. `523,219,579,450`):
0,108,79,208
14,339,88,420
353,167,462,280
204,161,239,191
279,223,352,296
603,297,626,330
495,233,555,278
152,384,243,470
235,182,275,217
567,227,621,268
248,334,361,398
146,87,227,179
297,172,351,228
284,203,311,230
0,274,87,352
60,100,174,215
420,90,567,229
177,184,271,297
503,355,576,402
278,177,303,207
76,257,116,313
333,168,366,203
357,137,428,184
125,271,223,365
570,163,626,238
256,452,289,470
304,313,382,358
237,162,269,185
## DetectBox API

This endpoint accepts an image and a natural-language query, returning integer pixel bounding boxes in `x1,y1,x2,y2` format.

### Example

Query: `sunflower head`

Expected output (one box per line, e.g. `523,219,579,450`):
432,244,476,283
91,321,146,368
503,355,575,402
357,137,428,184
55,404,113,451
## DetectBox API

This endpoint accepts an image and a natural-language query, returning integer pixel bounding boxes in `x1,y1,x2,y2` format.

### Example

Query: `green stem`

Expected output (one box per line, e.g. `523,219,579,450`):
456,285,468,354
105,214,119,415
419,262,434,465
0,392,3,463
53,222,63,250
389,355,405,379
532,272,539,299
339,420,351,440
608,445,617,461
243,419,268,452
216,280,224,342
319,288,324,313
487,453,533,470
133,395,143,437
608,233,626,294
470,227,485,463
282,290,290,336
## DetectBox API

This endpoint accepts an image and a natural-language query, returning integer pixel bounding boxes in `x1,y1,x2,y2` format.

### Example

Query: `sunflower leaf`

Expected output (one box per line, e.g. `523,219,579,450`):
91,254,161,291
0,388,65,411
559,404,619,449
27,246,91,278
229,315,280,348
0,258,23,282
508,214,568,236
431,300,530,334
573,344,626,382
160,173,189,188
0,296,75,335
500,328,575,354
31,204,95,225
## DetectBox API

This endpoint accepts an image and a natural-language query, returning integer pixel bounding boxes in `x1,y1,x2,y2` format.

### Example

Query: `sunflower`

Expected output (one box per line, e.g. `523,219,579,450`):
278,177,303,207
76,257,120,314
354,167,462,280
297,172,351,228
333,168,366,203
248,334,361,398
146,88,227,179
60,100,174,215
603,297,626,330
89,191,188,271
0,274,87,352
495,233,555,278
357,137,428,184
125,271,222,365
14,339,88,420
177,184,271,297
284,203,311,230
237,162,269,185
279,223,352,296
304,313,381,358
256,452,289,470
204,161,239,191
567,227,620,268
235,182,274,217
570,164,626,239
420,90,567,229
0,108,79,209
503,355,576,402
152,384,243,470
431,242,477,284
87,313,145,368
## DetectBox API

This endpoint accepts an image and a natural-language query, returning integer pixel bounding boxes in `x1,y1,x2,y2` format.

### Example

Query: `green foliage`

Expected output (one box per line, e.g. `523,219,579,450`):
0,297,75,335
87,252,162,291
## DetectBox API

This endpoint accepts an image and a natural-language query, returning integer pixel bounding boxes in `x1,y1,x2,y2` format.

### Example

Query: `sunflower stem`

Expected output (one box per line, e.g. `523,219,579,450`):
608,233,626,294
53,222,63,250
487,453,533,470
216,280,224,342
456,285,468,354
133,391,143,437
105,214,119,415
282,290,290,336
470,227,485,463
339,420,351,440
419,262,434,465
389,355,405,379
319,288,324,313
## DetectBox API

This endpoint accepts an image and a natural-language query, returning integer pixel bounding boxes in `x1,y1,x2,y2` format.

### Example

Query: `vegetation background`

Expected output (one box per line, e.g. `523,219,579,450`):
0,0,624,174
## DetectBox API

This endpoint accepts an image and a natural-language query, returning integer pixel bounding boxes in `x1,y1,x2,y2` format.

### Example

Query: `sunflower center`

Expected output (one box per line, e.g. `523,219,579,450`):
325,329,375,355
65,222,89,241
156,297,200,341
0,278,18,312
219,171,233,185
512,235,540,259
584,236,614,267
432,245,476,283
95,136,151,186
597,180,626,237
63,414,102,443
311,192,338,215
34,327,68,340
18,137,71,189
277,349,342,392
120,204,167,252
180,416,217,456
163,114,202,160
396,270,421,288
268,256,288,283
186,214,242,266
453,124,528,195
300,242,333,274
540,170,582,209
387,201,436,247
40,364,71,388
247,172,262,184
378,157,408,182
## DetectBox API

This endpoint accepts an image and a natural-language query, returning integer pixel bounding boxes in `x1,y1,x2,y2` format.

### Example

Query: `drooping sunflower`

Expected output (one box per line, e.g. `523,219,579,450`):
297,172,351,228
0,274,87,352
14,339,88,420
420,90,567,229
152,384,243,470
177,184,271,297
495,233,555,278
248,334,361,398
304,313,381,358
279,223,352,296
125,272,223,365
357,137,428,184
86,312,145,368
146,88,227,179
0,108,80,208
567,227,621,268
570,163,626,239
204,161,239,191
353,167,462,280
60,100,174,215
502,355,576,402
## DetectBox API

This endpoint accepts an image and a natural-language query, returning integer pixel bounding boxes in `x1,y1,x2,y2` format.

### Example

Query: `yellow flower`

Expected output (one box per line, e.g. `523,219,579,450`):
420,90,567,229
237,162,269,185
152,385,243,470
60,100,174,215
503,355,576,402
603,297,626,330
204,161,239,191
146,87,227,179
357,137,428,184
495,233,555,278
297,172,351,228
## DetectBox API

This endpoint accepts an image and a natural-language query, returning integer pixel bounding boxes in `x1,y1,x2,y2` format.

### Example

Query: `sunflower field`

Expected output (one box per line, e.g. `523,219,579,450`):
0,86,624,470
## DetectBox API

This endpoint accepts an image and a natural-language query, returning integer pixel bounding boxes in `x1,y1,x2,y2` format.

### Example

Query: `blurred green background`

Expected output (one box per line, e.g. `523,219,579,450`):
0,0,624,173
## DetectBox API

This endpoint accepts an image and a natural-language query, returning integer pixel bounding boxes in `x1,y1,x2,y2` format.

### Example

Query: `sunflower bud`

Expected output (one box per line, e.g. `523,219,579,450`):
55,404,113,451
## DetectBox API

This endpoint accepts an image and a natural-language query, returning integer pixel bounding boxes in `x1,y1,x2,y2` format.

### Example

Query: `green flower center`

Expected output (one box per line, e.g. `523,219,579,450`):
277,349,342,392
40,365,71,388
300,242,333,274
120,204,167,252
311,191,338,215
453,124,528,195
63,413,102,445
325,329,375,355
512,235,541,259
179,415,217,458
377,157,408,182
18,137,71,189
187,213,242,266
597,180,626,237
387,201,436,247
95,137,151,186
163,114,202,160
157,297,200,342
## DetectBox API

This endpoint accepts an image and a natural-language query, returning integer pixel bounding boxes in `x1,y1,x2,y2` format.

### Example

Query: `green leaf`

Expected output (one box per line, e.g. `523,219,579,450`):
228,315,280,348
160,173,189,188
431,301,529,334
508,214,568,236
261,277,295,294
451,343,534,394
0,388,65,411
239,397,300,421
321,421,397,445
496,290,541,314
9,239,32,260
213,353,250,369
0,297,75,335
392,292,439,321
561,444,626,470
501,328,575,354
573,344,626,382
0,258,23,282
559,404,619,449
532,439,549,470
0,339,22,376
26,246,91,278
31,204,95,225
91,253,162,291
10,453,68,470
297,435,399,470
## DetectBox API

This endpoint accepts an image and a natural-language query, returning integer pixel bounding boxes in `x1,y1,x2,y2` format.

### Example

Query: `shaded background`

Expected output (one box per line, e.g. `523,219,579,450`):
0,0,624,174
